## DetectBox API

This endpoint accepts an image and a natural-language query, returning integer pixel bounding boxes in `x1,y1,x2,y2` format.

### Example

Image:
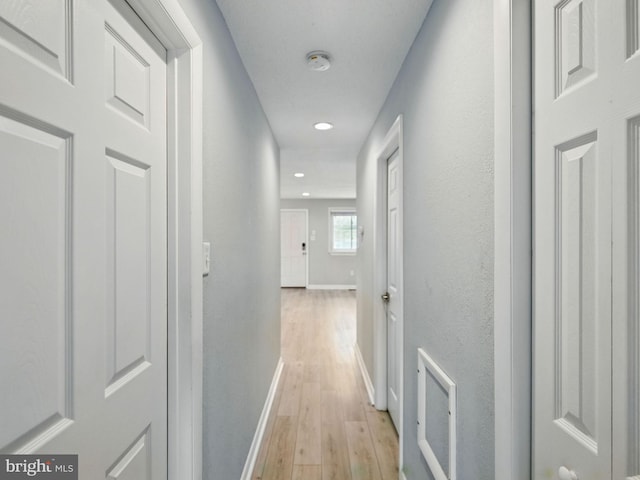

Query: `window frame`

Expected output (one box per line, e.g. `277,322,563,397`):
328,207,358,255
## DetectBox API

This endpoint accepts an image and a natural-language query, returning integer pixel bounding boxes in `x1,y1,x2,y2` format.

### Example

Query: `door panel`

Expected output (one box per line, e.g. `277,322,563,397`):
106,428,151,479
553,131,608,460
613,2,640,478
0,0,72,79
104,152,152,394
534,0,612,477
99,4,167,478
0,112,72,452
535,0,640,478
619,114,640,480
387,150,401,431
0,1,167,477
555,0,596,97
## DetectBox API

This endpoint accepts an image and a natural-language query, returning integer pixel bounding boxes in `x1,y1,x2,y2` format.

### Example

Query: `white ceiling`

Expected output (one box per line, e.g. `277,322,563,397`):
215,0,433,199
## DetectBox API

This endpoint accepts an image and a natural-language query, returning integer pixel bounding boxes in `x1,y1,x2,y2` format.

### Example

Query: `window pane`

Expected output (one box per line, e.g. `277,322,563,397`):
332,213,357,251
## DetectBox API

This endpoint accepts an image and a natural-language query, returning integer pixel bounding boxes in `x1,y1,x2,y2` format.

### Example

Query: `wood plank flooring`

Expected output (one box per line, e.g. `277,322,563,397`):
252,289,398,480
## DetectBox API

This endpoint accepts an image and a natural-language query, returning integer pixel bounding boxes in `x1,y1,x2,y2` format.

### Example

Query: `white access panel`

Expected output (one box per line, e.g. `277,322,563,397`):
417,348,456,480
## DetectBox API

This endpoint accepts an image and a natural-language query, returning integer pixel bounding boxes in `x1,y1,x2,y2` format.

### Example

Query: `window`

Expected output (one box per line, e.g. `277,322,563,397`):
329,208,357,254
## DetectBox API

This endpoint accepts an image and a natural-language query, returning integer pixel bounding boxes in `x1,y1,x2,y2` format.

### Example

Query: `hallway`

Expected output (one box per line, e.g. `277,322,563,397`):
0,0,541,478
252,289,398,480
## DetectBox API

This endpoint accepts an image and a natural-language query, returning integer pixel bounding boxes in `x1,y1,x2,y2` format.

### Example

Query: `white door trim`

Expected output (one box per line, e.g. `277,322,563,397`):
280,208,309,287
122,2,203,479
373,114,404,477
493,1,531,479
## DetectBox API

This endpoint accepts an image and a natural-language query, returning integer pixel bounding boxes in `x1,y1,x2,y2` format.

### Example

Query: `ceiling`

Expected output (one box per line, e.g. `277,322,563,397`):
214,0,433,199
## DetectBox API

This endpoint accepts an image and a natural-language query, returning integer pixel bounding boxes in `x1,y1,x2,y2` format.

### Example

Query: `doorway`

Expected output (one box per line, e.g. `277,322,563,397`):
373,114,404,467
385,148,402,431
281,209,309,287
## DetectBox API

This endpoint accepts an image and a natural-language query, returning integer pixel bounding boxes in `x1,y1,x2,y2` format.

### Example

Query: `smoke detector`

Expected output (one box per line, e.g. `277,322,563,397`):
306,51,331,71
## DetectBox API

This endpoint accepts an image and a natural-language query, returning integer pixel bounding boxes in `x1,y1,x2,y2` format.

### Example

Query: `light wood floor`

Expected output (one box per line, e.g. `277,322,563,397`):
252,288,399,480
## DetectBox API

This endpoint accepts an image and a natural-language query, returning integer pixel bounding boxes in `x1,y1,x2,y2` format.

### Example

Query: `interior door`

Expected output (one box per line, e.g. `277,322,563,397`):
534,1,639,478
0,1,168,478
612,1,640,478
281,209,307,287
386,149,401,431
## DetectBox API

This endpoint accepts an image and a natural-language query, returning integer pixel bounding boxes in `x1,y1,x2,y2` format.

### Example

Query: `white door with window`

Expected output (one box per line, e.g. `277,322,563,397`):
281,209,308,287
534,1,639,478
385,149,402,431
0,1,168,477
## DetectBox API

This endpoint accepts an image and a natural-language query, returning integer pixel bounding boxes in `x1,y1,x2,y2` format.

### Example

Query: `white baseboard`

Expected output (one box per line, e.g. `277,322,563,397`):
240,357,284,480
306,284,356,290
401,470,408,480
354,343,375,406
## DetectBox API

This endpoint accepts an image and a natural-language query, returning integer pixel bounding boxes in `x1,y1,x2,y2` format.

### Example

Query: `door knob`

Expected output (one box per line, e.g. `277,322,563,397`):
558,466,578,480
381,292,390,302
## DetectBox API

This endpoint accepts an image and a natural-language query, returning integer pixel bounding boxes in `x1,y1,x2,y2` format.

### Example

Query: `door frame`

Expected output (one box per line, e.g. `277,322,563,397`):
493,0,532,479
122,1,203,479
372,114,404,474
280,208,309,288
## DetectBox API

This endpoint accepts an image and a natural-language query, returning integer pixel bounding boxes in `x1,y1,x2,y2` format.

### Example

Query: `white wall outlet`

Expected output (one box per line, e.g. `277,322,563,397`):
203,242,211,276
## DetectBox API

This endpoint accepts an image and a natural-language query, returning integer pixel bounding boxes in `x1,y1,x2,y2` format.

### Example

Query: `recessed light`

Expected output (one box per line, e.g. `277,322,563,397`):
302,192,310,197
294,172,305,178
314,122,333,131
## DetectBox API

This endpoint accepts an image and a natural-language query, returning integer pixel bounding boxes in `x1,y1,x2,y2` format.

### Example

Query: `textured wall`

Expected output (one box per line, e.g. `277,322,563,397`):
280,199,357,287
177,1,281,479
356,0,495,478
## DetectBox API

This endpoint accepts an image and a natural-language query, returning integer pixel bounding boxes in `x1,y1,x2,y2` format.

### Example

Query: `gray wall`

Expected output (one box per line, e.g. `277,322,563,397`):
356,0,495,478
177,1,281,479
280,199,357,287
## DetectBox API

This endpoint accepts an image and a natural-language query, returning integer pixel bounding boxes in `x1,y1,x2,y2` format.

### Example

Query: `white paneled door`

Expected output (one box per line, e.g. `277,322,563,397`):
534,1,639,478
281,210,308,287
0,0,168,478
386,149,401,431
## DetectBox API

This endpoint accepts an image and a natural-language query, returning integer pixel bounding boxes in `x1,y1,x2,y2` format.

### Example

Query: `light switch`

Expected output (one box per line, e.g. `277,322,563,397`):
203,242,211,276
